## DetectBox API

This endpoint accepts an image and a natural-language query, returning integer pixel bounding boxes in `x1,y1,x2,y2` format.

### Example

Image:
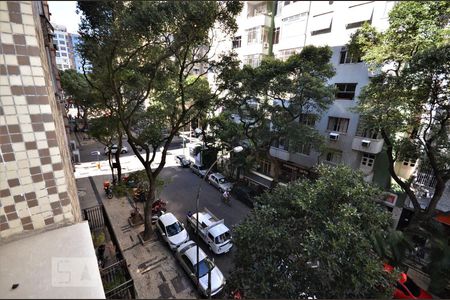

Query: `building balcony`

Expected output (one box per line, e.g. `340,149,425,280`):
351,136,384,154
243,13,272,29
270,146,290,161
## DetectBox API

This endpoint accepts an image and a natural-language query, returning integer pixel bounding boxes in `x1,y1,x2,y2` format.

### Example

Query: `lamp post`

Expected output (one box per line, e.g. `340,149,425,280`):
194,145,243,296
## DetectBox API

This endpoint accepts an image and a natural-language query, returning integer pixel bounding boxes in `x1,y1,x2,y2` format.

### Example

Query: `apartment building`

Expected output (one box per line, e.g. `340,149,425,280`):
70,33,92,73
209,1,397,185
52,23,73,70
0,1,104,297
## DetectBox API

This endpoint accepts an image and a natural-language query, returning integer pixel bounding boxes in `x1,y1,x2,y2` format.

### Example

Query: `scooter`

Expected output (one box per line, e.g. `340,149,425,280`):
103,181,113,199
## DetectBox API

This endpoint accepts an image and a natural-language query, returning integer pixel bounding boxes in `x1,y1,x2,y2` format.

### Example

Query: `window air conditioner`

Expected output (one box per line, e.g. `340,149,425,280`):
329,132,339,141
361,139,371,147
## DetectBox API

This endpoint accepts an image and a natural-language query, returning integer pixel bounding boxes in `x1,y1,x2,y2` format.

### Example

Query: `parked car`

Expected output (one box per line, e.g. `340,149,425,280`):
175,240,226,297
104,144,128,155
231,184,258,208
384,264,432,299
208,173,233,192
190,163,208,178
175,155,191,168
156,213,189,250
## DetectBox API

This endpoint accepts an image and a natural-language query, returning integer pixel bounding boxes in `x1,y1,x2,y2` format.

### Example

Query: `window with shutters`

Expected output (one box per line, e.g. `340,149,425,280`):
232,36,241,49
327,117,350,133
339,48,362,64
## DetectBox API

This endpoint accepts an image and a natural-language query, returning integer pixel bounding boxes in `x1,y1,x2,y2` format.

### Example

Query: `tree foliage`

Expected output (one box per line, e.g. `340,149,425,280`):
216,46,335,182
231,165,395,299
349,1,450,222
76,1,242,238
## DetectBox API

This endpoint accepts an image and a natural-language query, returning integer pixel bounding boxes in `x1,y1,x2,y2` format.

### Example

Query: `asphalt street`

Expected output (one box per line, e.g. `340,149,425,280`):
76,136,251,279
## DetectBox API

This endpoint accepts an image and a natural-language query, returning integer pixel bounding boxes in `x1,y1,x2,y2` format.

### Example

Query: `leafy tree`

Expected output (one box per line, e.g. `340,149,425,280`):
216,46,335,184
60,69,94,130
349,1,450,227
76,1,242,239
230,165,395,299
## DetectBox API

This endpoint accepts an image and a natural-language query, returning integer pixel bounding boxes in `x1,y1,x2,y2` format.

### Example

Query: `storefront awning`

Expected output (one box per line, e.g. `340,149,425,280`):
244,171,273,189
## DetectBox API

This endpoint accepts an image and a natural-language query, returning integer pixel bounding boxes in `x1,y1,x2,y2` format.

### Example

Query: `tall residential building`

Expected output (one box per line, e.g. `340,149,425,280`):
52,23,73,70
0,1,103,297
70,33,92,73
209,1,396,185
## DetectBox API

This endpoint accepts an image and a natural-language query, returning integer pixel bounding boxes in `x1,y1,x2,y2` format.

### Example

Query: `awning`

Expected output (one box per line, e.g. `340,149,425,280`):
435,213,450,226
310,13,333,32
347,5,373,25
244,171,273,189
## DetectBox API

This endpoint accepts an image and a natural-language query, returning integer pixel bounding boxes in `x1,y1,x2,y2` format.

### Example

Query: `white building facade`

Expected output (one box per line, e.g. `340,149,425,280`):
209,1,397,186
52,23,73,70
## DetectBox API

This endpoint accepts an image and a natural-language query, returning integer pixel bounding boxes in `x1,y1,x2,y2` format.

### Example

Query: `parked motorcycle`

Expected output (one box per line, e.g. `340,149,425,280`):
151,199,167,214
103,181,113,199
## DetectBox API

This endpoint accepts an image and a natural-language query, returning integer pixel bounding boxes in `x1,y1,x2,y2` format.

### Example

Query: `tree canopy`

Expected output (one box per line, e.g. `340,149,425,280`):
215,46,336,182
349,1,450,223
76,0,242,238
230,165,395,299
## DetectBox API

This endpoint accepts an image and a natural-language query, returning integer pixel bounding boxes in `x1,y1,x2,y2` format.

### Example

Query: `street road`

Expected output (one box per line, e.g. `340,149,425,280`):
76,136,251,279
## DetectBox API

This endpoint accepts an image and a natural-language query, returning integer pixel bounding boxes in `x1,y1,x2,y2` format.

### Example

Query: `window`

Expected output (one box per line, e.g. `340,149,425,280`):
277,48,301,61
324,150,342,164
56,52,60,57
56,64,62,69
243,54,264,68
361,153,375,167
346,5,373,29
299,113,316,126
327,117,350,133
60,46,66,51
61,52,67,57
246,27,260,44
62,64,69,69
298,143,311,155
247,3,268,18
232,36,241,49
402,159,416,167
339,48,362,64
335,83,357,100
58,34,64,38
282,13,307,23
273,27,280,44
58,40,65,45
258,159,271,176
311,13,333,35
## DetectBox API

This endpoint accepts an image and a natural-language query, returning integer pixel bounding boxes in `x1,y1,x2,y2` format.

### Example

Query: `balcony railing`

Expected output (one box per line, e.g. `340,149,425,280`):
270,146,290,161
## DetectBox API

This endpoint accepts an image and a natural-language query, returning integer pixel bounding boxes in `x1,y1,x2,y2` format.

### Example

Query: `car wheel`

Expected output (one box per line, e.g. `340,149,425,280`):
121,150,126,154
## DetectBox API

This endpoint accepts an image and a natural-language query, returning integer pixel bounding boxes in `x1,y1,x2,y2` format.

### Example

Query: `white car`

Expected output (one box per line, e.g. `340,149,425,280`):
190,163,208,178
104,144,128,155
175,240,226,297
208,173,233,192
156,213,189,250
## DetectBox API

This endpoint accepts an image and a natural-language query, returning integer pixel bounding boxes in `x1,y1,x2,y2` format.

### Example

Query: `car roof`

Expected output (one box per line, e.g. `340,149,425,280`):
210,172,225,179
184,243,207,262
159,212,178,226
209,223,229,237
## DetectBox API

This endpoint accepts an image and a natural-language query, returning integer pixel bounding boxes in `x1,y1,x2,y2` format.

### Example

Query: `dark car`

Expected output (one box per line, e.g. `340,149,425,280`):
175,155,191,168
231,185,258,208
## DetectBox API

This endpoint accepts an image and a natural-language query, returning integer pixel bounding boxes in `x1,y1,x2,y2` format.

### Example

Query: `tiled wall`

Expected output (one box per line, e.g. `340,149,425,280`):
0,1,80,240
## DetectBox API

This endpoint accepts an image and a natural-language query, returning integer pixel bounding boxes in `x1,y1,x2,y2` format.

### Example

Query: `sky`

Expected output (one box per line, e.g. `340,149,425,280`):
48,1,81,34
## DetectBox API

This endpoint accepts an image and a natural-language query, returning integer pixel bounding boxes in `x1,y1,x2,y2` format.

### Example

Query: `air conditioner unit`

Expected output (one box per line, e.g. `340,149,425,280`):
329,132,339,141
361,139,371,147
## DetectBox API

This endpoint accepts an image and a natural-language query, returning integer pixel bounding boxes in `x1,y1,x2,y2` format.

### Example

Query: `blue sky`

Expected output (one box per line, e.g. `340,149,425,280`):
48,1,81,34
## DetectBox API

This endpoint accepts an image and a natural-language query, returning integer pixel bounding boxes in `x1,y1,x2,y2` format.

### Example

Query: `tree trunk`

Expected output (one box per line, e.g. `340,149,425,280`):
114,150,122,184
143,174,156,240
82,107,89,130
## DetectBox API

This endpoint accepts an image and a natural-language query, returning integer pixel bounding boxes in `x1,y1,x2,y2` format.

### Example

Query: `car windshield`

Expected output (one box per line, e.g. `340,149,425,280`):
194,258,214,278
166,222,184,237
403,277,421,297
199,166,207,170
218,178,229,184
215,231,231,244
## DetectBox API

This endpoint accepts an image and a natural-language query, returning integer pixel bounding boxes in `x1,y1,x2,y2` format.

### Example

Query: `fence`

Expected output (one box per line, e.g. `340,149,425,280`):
82,205,135,299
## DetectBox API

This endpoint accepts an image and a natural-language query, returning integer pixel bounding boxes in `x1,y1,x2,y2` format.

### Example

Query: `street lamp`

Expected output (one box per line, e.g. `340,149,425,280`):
193,145,243,297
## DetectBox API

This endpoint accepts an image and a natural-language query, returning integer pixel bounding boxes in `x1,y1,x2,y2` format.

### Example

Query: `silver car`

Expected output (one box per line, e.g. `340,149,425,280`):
175,240,226,296
208,173,233,192
190,163,208,178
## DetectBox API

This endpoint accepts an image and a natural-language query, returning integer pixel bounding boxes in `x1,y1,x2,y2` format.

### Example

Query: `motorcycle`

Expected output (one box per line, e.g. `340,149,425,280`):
152,198,167,214
103,181,113,199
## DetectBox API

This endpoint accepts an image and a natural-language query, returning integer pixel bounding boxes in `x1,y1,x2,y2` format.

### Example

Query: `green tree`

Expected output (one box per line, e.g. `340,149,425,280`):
349,1,450,227
60,69,94,130
231,165,395,299
216,46,335,184
76,1,242,239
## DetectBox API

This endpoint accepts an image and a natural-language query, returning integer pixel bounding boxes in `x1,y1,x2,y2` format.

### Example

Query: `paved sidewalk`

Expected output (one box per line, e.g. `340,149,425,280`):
102,196,198,299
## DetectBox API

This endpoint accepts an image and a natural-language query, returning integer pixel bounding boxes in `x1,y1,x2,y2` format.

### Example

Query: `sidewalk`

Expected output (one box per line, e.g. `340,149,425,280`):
102,195,198,299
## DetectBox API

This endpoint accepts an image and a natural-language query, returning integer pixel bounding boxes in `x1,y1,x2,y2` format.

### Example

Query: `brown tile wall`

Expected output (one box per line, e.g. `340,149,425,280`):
0,1,81,240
